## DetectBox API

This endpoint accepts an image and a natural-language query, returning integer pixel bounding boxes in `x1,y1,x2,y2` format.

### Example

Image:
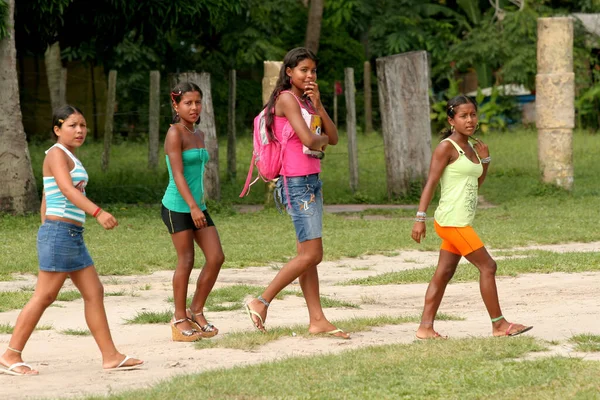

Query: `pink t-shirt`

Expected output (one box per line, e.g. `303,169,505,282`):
273,102,321,177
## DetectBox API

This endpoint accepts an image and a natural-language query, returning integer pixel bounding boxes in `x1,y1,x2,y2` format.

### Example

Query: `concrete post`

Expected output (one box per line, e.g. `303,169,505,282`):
262,61,282,106
536,17,574,190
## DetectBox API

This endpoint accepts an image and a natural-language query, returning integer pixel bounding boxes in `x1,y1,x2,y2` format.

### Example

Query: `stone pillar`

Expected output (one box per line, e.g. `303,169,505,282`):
536,17,574,190
376,51,432,199
262,61,282,206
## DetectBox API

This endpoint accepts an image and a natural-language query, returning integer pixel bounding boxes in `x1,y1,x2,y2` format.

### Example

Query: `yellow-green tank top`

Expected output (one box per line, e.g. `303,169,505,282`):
434,139,483,227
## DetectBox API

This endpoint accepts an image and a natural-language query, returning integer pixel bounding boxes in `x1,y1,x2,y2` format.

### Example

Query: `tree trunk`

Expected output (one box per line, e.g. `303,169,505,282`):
0,0,40,213
148,71,160,169
376,51,432,199
304,0,324,54
45,41,66,112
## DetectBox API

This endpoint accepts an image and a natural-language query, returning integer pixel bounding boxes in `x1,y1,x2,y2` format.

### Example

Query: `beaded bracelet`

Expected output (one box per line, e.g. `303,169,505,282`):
480,156,491,164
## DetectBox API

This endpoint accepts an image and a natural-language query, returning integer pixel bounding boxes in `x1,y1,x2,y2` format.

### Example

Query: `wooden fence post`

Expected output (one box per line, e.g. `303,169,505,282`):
171,72,221,201
364,61,373,134
227,69,237,181
345,68,359,193
148,70,160,169
101,70,117,172
376,51,432,199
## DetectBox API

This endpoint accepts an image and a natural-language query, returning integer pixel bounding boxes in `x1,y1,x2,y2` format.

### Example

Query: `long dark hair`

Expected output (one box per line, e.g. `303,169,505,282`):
171,82,203,124
264,47,318,141
52,104,84,139
440,95,478,140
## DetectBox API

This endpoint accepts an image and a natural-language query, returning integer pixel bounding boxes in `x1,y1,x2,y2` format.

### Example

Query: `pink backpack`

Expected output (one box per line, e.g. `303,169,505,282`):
239,108,291,198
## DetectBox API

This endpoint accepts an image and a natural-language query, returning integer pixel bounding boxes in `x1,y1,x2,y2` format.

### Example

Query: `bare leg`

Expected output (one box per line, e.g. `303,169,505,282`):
247,238,323,330
188,226,224,328
169,229,197,332
69,266,142,368
0,271,67,374
464,247,531,336
416,250,461,339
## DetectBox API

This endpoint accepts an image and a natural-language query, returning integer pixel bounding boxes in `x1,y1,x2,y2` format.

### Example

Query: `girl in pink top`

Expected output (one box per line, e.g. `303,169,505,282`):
245,48,349,339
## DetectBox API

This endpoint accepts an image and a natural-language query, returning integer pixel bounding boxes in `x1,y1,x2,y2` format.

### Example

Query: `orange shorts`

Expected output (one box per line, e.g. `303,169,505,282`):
434,220,484,256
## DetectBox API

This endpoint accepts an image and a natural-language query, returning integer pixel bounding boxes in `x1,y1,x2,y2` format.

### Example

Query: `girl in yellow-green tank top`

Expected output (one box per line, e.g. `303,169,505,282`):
410,95,532,340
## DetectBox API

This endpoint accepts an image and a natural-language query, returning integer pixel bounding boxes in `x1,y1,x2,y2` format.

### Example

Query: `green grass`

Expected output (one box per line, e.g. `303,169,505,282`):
293,292,360,309
166,284,297,312
60,328,91,336
1,130,600,280
340,250,600,286
0,289,82,312
105,291,127,296
87,336,600,399
0,323,53,334
125,310,173,325
570,334,600,352
194,313,462,350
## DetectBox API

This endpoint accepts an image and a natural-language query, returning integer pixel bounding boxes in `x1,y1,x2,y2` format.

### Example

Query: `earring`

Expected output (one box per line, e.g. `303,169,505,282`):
475,123,480,131
450,125,455,132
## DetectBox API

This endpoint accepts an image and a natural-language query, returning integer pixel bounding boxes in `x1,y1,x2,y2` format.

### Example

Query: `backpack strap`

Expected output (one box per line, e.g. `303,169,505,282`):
239,152,258,197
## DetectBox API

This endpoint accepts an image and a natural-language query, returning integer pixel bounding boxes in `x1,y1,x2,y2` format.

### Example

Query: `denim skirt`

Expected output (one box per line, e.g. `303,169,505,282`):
37,220,93,272
276,173,323,243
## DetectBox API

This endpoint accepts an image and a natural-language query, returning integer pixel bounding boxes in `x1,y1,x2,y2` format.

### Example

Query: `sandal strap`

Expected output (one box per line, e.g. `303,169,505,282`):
8,362,32,372
172,317,188,325
201,323,216,332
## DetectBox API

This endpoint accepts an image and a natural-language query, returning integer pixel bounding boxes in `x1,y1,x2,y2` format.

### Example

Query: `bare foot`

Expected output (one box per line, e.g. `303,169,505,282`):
102,354,144,370
416,325,447,340
308,321,351,339
493,321,533,337
246,300,267,332
187,309,219,337
0,355,39,375
172,314,196,332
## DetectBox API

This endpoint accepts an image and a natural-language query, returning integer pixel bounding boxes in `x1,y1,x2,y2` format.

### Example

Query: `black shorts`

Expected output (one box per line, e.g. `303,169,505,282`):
161,205,215,234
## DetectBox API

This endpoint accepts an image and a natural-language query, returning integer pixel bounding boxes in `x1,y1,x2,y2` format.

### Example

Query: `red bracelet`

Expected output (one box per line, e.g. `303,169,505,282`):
93,207,102,217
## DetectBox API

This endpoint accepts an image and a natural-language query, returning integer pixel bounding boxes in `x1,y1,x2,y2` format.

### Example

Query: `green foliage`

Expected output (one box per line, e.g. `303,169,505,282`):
0,0,8,41
430,78,461,132
474,87,518,133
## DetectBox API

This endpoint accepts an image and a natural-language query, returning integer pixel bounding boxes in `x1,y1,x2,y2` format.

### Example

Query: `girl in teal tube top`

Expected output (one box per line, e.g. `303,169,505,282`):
161,82,224,342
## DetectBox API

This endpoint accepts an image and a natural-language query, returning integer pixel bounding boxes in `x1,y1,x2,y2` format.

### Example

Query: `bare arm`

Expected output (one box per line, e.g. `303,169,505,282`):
304,82,338,145
276,93,329,150
411,142,454,243
40,191,46,224
163,126,206,228
472,138,490,187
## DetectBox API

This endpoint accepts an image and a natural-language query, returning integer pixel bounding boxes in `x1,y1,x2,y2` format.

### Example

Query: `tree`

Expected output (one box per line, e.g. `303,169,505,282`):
305,0,324,54
0,0,40,213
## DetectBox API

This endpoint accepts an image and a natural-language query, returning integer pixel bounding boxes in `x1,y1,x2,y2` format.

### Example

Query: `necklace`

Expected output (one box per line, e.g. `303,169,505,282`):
178,123,196,134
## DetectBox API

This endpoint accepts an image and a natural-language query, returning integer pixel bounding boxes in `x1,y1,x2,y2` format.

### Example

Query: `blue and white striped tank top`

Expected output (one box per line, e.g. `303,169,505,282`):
43,143,88,224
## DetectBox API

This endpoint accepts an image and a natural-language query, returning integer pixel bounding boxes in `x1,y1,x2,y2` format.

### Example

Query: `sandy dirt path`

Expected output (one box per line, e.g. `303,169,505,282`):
1,242,599,399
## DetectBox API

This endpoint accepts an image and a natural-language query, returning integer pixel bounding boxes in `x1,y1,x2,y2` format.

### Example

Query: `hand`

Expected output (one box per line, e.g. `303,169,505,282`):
411,222,426,243
191,206,208,229
471,137,489,158
303,81,322,110
96,211,118,230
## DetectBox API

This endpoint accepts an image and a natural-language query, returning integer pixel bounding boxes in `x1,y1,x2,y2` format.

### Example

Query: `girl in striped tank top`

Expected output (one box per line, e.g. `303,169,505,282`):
0,106,142,376
411,95,532,340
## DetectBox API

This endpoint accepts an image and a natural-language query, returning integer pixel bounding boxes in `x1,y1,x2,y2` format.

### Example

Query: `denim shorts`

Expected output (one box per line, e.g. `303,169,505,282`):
37,220,93,272
276,174,323,243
